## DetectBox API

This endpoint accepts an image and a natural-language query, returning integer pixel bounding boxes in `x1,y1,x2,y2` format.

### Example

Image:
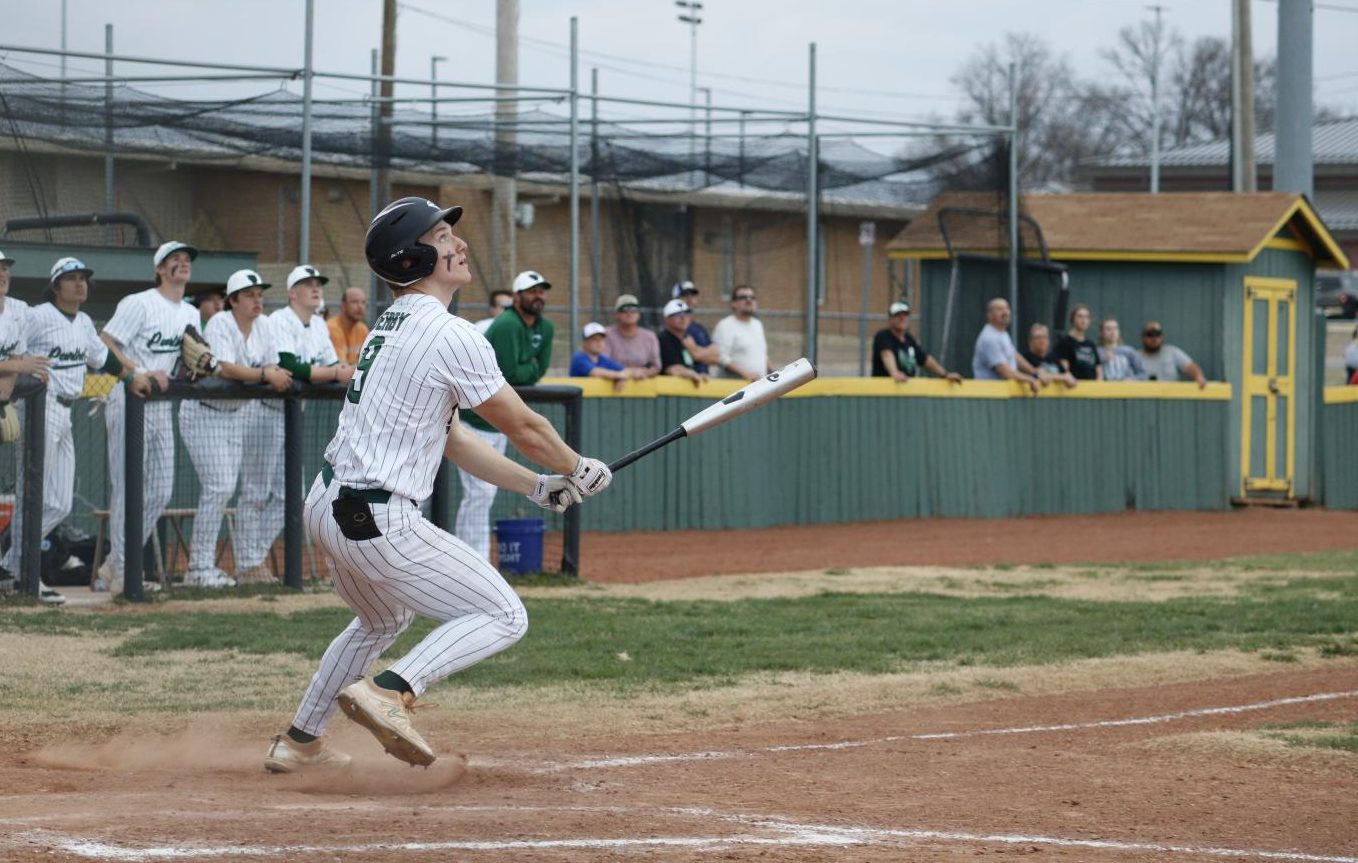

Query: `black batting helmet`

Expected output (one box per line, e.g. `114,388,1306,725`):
364,197,464,287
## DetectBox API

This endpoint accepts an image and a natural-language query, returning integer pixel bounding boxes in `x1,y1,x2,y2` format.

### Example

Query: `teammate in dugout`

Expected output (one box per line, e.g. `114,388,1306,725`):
178,269,292,588
0,254,67,604
263,197,612,773
97,241,203,594
456,268,553,558
232,265,355,582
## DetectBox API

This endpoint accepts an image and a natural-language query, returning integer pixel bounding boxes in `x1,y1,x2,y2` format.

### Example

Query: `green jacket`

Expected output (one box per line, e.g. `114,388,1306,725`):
465,309,554,432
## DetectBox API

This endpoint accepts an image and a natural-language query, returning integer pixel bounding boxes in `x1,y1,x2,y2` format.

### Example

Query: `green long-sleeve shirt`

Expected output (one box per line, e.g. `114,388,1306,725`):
465,309,553,432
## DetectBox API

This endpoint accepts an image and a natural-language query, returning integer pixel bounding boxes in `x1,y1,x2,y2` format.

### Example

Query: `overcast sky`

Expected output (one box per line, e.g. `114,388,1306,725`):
6,1,1358,133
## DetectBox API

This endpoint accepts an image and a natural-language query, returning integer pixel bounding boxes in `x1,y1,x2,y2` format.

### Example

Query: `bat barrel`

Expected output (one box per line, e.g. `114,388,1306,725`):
680,357,818,436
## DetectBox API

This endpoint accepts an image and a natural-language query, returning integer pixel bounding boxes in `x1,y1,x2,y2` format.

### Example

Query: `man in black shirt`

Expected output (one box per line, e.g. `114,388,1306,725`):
658,298,709,385
870,301,961,382
1020,323,1076,387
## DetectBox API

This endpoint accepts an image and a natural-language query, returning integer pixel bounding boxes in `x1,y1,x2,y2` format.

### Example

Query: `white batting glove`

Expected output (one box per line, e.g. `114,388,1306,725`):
569,456,613,497
528,474,583,513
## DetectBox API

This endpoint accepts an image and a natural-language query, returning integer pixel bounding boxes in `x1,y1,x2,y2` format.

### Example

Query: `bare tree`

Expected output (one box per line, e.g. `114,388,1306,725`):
917,33,1100,192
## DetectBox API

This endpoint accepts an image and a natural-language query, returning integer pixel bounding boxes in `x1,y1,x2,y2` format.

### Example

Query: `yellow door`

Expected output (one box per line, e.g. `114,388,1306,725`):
1240,277,1297,496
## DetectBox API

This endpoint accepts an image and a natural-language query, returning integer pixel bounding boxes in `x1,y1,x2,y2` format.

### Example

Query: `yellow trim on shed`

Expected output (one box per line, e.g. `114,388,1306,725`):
1324,386,1358,404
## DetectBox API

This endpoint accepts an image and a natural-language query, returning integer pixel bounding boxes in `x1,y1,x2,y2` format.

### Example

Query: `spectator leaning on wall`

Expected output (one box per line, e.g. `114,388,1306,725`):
1055,304,1102,381
604,293,661,377
570,321,634,390
1097,318,1147,381
658,298,709,386
1138,321,1207,388
972,298,1041,393
327,287,369,366
870,301,961,383
670,280,719,374
712,285,772,381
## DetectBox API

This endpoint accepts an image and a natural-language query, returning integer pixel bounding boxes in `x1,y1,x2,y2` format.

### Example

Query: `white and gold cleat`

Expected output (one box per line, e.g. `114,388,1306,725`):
263,734,352,774
337,679,436,767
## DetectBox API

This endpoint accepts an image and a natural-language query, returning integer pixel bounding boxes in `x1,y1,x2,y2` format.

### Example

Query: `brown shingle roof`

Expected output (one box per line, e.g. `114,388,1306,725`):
885,191,1347,268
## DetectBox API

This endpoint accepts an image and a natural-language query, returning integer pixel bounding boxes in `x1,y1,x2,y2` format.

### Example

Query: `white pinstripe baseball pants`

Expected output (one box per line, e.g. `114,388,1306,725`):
3,398,74,572
454,423,507,558
234,401,284,570
178,400,244,572
290,471,528,736
105,390,175,576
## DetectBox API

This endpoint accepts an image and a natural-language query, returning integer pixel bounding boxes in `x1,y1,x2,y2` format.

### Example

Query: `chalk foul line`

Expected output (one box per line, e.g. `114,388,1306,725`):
542,688,1358,770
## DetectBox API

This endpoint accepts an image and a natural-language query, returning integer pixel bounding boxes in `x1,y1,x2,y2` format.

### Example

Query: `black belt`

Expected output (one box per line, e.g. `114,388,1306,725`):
200,401,234,412
56,395,76,407
321,463,392,504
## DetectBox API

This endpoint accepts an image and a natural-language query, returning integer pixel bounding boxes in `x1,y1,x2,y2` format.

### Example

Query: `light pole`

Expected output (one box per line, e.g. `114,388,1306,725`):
675,0,703,173
1147,5,1166,193
431,55,447,153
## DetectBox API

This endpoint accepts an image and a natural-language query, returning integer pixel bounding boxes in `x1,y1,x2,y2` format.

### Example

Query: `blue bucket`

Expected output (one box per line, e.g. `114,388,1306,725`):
494,518,545,574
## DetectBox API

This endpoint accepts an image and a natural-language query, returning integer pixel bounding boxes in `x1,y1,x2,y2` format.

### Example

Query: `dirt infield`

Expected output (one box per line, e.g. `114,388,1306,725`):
2,667,1355,862
3,508,1356,861
581,507,1358,582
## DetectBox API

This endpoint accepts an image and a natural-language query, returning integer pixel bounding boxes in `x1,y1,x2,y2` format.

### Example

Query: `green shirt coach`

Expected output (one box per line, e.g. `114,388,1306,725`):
465,270,554,432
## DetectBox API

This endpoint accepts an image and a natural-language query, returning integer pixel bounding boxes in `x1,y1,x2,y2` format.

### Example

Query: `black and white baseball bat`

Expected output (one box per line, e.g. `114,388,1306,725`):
607,357,818,472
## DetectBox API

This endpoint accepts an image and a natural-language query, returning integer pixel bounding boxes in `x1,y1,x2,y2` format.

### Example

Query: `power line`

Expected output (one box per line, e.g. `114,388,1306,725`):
397,2,958,102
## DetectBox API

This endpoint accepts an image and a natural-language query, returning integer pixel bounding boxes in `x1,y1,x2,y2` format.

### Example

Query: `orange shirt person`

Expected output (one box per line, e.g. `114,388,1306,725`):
327,287,369,366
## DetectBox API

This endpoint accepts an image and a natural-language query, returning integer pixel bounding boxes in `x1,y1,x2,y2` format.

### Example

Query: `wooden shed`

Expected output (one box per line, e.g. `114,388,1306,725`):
886,191,1349,503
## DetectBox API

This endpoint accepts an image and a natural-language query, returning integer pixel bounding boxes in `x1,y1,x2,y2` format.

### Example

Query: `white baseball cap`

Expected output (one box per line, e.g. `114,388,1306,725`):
287,264,330,289
0,250,14,265
225,269,272,297
582,321,607,339
662,298,691,318
889,301,912,316
512,270,551,292
51,256,94,282
671,280,697,298
153,240,198,268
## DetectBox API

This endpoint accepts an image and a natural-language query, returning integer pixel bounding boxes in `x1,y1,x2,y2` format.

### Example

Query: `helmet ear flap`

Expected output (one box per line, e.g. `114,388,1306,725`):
383,243,439,285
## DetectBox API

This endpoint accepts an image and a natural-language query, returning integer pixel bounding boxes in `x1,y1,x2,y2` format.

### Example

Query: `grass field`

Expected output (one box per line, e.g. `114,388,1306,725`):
3,549,1356,754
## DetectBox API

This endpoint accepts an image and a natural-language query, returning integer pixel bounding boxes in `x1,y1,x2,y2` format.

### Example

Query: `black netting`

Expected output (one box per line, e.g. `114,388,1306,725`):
0,63,984,197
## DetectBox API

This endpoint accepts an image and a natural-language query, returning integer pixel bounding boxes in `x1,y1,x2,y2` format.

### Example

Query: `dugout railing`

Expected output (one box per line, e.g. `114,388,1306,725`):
118,381,582,603
7,375,49,601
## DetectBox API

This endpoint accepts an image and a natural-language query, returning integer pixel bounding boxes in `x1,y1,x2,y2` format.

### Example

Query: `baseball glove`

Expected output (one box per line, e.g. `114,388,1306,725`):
0,404,20,444
179,324,219,382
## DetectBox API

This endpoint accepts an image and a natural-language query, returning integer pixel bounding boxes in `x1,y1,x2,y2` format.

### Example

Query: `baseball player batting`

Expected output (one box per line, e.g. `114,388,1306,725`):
97,241,200,594
263,197,612,773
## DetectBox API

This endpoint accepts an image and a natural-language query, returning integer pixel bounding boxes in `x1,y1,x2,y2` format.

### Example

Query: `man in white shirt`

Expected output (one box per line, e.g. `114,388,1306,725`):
97,241,199,594
712,285,772,380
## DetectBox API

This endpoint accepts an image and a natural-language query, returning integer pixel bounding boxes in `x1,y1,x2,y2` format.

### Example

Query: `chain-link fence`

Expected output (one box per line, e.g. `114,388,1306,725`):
101,381,580,600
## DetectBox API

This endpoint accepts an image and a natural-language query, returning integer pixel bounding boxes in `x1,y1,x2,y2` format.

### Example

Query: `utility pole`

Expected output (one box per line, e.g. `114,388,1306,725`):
430,55,447,153
377,0,396,207
1231,0,1256,192
1275,0,1313,197
675,0,703,179
699,86,712,185
104,24,114,241
300,0,315,261
1147,4,1166,194
492,0,520,293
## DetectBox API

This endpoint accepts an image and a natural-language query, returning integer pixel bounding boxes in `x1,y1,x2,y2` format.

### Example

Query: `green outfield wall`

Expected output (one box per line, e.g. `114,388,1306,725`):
61,377,1235,543
1321,387,1358,509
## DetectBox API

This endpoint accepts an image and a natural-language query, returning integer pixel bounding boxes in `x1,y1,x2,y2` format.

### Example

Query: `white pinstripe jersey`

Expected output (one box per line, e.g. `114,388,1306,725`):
271,305,339,367
26,302,108,400
204,311,280,411
102,288,199,374
0,297,30,360
325,292,505,502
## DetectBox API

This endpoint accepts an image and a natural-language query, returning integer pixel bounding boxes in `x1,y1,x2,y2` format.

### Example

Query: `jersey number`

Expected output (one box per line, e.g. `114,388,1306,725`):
345,336,386,404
